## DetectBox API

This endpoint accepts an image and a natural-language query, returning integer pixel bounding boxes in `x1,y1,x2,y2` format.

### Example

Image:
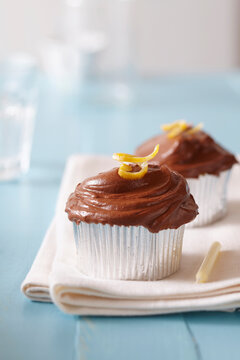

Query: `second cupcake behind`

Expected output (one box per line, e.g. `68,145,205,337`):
135,120,237,227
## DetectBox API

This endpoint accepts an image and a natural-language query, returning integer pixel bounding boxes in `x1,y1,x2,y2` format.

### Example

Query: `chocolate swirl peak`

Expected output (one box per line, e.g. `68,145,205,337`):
65,164,198,233
135,129,238,179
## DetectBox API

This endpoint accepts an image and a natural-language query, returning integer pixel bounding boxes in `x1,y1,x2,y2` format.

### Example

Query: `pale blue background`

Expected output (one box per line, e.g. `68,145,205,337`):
1,74,240,360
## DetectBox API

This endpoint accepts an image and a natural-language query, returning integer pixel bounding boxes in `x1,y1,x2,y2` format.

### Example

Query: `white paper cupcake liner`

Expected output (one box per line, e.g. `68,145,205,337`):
73,223,185,280
187,169,230,227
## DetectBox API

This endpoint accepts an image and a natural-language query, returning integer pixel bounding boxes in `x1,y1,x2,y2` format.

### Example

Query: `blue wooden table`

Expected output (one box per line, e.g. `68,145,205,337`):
1,73,240,360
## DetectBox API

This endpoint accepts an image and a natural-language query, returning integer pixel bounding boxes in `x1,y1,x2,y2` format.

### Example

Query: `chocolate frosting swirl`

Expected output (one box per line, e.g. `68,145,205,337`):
65,164,198,233
135,130,237,178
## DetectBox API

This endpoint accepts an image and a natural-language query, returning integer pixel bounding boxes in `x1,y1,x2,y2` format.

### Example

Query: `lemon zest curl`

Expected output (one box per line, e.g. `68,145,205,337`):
161,120,203,138
112,145,159,180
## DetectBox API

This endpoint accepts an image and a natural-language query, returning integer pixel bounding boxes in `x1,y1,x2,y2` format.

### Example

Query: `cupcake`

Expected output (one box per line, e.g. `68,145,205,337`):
135,120,238,227
65,146,198,280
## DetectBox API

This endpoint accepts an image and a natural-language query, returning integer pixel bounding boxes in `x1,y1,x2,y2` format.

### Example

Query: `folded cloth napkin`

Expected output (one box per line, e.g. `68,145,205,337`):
22,155,240,316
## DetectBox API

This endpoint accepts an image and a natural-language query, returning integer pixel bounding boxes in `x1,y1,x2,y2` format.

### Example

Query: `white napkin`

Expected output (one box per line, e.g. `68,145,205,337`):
22,155,240,315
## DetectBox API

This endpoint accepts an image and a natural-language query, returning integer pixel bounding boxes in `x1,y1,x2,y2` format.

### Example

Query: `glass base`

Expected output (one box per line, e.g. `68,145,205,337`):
0,156,29,181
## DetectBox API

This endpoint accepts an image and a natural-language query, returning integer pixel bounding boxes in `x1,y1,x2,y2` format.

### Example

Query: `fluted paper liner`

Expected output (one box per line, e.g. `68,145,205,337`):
73,223,185,280
187,170,230,227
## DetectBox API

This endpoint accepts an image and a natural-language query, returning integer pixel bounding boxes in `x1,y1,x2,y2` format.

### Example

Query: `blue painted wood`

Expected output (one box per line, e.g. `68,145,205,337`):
184,312,240,360
76,315,200,360
1,73,240,360
0,174,76,360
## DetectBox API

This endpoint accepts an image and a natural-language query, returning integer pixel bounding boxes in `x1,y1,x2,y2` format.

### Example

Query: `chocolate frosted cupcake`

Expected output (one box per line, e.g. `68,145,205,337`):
135,120,238,227
66,147,198,280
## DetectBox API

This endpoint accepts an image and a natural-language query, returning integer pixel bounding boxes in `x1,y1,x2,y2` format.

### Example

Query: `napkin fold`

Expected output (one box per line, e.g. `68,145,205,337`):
22,155,240,315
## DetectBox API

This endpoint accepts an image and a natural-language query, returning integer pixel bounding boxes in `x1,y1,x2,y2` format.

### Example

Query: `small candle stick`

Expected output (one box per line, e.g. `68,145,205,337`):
196,241,221,283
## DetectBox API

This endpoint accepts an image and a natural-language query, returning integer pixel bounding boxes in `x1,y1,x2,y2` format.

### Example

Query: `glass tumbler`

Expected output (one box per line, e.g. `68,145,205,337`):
0,54,38,181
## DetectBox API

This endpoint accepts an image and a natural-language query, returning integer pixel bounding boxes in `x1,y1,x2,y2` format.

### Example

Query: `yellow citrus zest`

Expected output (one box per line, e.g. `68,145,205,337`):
161,120,203,138
112,144,159,164
187,122,203,135
162,120,188,138
168,122,188,138
112,145,159,180
119,163,132,172
118,162,148,180
161,120,187,132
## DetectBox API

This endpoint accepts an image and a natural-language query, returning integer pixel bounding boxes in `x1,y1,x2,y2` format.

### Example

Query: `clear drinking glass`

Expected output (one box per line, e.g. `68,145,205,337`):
0,54,38,181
